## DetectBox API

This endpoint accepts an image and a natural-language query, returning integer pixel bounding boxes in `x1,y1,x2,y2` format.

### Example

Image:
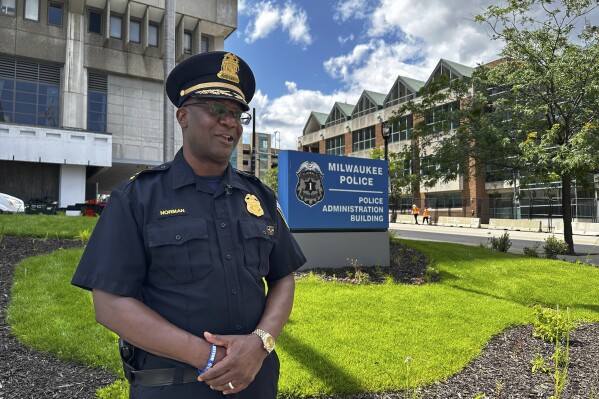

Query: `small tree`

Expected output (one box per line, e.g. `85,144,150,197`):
263,166,278,195
370,147,417,222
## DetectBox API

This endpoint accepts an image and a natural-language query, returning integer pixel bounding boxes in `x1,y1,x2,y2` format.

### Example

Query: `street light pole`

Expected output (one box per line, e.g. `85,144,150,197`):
381,121,394,222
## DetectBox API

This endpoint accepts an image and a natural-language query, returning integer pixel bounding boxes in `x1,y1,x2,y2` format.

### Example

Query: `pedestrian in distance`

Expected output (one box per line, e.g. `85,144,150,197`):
422,206,430,225
412,203,419,224
71,51,307,399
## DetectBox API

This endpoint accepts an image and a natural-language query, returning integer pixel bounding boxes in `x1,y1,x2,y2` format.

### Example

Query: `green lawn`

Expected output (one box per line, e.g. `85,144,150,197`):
4,214,599,398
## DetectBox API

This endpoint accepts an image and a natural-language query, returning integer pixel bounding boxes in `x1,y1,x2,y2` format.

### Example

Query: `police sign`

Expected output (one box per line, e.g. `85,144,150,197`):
278,151,388,231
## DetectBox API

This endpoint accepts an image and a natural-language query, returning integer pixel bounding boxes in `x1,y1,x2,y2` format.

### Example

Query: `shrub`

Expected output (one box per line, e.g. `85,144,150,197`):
488,231,512,252
543,235,568,259
523,242,540,257
532,305,576,343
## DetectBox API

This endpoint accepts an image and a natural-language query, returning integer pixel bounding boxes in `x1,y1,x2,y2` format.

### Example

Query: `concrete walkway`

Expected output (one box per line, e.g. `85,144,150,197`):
389,221,599,265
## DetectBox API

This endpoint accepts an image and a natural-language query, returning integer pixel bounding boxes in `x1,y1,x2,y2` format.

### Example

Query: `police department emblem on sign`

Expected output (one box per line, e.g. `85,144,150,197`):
296,161,324,207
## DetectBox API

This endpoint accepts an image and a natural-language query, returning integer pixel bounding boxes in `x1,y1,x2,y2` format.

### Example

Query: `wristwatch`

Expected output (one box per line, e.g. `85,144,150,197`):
252,328,275,354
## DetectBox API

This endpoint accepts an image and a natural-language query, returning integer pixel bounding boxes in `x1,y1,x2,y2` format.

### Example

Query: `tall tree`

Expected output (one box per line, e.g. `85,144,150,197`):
475,0,599,253
388,0,598,253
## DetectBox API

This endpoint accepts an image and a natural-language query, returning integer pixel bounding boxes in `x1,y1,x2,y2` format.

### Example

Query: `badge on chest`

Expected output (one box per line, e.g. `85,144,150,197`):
245,194,264,217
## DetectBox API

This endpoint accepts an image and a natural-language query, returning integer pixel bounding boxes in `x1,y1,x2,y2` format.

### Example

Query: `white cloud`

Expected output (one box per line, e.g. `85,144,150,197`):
240,0,510,149
242,1,312,47
248,85,340,150
285,81,298,93
280,3,312,47
333,0,371,22
337,34,354,46
244,1,279,43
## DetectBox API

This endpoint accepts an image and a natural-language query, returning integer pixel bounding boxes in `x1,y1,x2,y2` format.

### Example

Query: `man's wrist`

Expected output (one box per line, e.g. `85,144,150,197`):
198,343,217,374
252,328,275,354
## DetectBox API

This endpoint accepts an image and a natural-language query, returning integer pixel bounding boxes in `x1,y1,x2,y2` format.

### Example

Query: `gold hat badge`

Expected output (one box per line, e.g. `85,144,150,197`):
245,194,264,217
217,53,240,84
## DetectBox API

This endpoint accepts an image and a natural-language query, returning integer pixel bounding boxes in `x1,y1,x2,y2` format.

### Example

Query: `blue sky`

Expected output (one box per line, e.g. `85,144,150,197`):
223,0,597,150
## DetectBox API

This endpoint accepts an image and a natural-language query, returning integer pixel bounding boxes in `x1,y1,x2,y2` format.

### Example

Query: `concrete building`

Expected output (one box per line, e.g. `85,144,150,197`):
0,0,238,208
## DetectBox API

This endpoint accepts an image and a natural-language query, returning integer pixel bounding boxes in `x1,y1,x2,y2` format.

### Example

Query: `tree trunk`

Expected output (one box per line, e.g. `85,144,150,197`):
561,174,575,254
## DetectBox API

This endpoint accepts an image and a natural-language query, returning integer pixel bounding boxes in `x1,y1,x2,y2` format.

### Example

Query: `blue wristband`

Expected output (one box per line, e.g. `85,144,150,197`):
198,344,217,375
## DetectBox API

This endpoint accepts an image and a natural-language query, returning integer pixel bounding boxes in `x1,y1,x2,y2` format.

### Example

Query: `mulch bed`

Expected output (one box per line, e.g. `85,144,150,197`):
1,235,598,398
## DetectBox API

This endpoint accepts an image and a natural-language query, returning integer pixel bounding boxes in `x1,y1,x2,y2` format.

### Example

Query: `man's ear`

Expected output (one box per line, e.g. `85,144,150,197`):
176,107,188,129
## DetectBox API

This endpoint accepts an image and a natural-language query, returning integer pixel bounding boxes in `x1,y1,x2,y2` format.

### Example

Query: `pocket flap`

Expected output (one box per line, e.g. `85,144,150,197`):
240,218,272,241
147,218,208,247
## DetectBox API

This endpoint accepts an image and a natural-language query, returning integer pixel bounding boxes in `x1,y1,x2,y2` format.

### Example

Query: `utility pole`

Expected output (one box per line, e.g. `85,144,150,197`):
250,107,256,176
163,0,175,162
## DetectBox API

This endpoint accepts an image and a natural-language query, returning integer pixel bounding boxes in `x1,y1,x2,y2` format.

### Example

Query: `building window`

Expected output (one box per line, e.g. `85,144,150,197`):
87,72,107,133
425,101,460,133
110,14,122,39
0,57,60,127
48,2,62,26
0,0,16,16
183,31,192,54
89,9,102,34
390,114,413,143
201,36,209,53
352,126,375,152
326,135,345,155
129,19,140,43
148,23,159,46
24,0,39,21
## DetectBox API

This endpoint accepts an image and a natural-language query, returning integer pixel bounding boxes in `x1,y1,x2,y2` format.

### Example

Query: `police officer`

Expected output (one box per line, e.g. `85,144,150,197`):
72,51,306,399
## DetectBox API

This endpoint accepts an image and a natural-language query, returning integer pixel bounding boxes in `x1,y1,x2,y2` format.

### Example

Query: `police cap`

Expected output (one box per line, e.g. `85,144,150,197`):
165,51,255,111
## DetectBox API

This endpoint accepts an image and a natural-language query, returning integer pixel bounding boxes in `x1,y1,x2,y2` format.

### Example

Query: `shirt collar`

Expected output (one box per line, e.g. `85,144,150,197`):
172,149,251,194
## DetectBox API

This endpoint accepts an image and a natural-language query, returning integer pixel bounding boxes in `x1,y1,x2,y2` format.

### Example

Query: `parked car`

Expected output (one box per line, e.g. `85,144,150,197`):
0,193,25,213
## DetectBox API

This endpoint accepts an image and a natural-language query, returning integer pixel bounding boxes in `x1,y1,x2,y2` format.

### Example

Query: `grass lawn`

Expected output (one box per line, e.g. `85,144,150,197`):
4,214,599,398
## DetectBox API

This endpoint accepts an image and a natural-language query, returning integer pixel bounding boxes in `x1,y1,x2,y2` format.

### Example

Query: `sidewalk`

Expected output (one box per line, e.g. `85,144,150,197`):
388,221,599,264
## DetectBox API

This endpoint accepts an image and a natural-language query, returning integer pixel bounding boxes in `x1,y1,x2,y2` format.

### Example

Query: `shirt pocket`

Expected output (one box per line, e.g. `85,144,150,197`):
146,218,212,286
239,218,277,279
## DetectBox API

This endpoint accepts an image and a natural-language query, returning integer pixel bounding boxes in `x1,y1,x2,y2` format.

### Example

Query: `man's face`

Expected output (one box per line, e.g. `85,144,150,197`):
177,98,245,168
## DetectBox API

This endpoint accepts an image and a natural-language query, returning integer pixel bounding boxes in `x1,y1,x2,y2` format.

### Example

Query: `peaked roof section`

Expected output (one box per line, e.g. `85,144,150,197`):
302,111,329,135
364,90,386,106
424,59,474,87
352,90,386,116
336,102,355,116
325,102,355,127
384,75,425,106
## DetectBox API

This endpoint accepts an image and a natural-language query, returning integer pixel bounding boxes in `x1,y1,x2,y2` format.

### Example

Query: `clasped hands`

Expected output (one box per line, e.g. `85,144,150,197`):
198,331,267,394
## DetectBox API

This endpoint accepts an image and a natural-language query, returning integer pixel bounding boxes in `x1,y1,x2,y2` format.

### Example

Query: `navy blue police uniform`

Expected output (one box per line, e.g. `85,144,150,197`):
71,51,306,398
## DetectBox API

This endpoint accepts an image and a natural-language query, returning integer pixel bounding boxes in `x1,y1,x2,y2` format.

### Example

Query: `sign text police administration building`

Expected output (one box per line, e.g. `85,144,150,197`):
278,151,390,268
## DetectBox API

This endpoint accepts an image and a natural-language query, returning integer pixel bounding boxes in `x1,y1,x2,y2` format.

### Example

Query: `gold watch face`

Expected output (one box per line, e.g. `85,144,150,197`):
264,335,275,351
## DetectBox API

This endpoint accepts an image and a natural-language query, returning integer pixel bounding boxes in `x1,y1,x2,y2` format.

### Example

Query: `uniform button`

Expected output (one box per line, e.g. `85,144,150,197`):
221,223,226,228
226,254,232,260
231,289,237,295
160,164,167,169
235,325,242,331
175,234,181,241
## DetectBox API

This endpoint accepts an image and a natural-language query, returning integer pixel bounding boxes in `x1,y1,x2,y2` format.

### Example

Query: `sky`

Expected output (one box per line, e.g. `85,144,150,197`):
223,0,593,150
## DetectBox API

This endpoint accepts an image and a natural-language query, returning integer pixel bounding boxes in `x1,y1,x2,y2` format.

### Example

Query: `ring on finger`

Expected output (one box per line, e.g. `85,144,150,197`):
228,381,235,390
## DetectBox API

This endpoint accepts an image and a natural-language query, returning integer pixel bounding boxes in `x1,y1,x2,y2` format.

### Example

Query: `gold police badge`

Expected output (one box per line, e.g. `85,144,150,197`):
245,194,264,217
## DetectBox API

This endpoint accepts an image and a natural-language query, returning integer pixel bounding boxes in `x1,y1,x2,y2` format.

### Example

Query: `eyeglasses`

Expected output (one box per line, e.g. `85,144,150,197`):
185,101,252,126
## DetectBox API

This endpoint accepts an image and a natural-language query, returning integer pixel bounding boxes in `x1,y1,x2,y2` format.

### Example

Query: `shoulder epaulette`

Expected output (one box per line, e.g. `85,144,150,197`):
234,168,260,181
129,163,170,181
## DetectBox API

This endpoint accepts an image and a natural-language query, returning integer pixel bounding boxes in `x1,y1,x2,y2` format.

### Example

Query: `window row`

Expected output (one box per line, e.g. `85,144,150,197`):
0,78,60,127
326,135,345,155
1,0,63,26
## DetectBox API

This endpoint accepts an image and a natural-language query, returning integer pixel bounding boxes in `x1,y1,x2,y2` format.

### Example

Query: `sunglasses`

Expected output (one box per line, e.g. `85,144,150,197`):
186,101,252,125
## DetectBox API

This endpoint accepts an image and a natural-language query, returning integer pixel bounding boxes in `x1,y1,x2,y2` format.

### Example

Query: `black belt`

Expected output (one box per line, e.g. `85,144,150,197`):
131,367,199,386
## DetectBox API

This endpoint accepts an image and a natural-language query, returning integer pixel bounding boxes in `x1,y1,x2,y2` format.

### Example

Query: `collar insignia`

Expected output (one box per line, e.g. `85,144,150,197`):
266,226,275,236
217,53,240,83
245,194,264,217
